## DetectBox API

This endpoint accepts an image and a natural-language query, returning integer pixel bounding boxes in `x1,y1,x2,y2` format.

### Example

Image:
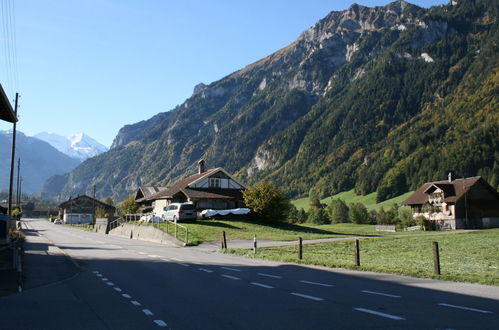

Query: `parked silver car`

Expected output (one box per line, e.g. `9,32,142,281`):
162,203,197,222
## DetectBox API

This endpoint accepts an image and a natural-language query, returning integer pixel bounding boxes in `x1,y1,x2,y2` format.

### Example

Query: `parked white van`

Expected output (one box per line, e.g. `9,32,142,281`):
162,203,197,222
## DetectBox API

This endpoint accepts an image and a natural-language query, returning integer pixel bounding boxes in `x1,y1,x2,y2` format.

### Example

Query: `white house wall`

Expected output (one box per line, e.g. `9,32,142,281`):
153,199,169,217
190,177,244,189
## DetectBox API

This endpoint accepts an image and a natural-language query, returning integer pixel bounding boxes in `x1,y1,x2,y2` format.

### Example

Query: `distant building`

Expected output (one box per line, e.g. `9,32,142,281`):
146,160,246,217
58,195,116,224
402,175,499,229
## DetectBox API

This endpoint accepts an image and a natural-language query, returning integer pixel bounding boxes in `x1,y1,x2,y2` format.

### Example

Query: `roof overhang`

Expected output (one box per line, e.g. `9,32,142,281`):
0,84,17,123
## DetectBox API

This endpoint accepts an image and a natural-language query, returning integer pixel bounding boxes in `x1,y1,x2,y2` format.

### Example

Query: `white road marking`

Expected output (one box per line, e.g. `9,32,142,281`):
361,290,400,298
154,320,168,327
198,268,214,273
222,274,240,280
354,308,405,320
131,300,141,306
106,282,114,286
290,292,324,301
250,282,274,289
257,272,282,279
148,255,161,258
92,271,99,274
438,303,493,314
177,263,189,267
122,294,131,299
96,274,102,277
142,309,154,316
161,258,170,262
171,257,184,262
101,278,108,281
300,280,333,287
221,266,241,272
138,252,147,255
114,287,122,292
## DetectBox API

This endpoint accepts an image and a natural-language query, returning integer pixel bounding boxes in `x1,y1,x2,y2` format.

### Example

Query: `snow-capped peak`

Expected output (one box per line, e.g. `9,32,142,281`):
34,132,108,161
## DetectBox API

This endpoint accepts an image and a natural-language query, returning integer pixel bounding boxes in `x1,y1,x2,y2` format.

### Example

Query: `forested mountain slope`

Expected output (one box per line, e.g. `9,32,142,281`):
42,0,498,202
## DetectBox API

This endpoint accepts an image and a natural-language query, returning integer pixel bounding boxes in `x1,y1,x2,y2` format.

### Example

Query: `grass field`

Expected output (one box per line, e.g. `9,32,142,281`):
146,220,425,245
225,229,499,285
292,189,414,211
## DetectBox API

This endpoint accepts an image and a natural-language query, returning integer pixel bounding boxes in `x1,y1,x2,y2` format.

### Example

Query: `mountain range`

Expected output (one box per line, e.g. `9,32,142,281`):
0,131,80,194
41,0,499,203
34,132,108,161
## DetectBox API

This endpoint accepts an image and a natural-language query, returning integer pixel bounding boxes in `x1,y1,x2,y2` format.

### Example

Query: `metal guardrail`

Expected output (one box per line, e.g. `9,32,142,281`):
164,220,189,245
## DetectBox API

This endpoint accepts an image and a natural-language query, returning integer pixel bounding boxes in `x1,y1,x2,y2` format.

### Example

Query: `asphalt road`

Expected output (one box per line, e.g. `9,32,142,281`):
7,219,499,329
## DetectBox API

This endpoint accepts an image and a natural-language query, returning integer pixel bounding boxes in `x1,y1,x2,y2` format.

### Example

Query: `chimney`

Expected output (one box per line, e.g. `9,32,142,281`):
198,159,205,174
448,172,452,182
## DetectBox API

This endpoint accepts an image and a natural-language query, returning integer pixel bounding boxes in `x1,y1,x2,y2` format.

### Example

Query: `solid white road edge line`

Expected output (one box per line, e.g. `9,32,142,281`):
354,308,405,320
250,282,274,289
221,274,240,280
361,290,400,298
300,280,333,287
290,292,324,301
438,303,493,314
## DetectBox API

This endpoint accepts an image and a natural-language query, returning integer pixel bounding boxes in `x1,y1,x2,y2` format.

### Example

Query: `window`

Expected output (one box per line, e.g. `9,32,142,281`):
209,178,220,188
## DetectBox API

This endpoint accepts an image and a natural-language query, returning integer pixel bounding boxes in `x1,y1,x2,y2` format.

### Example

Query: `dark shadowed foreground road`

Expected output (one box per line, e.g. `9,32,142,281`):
1,219,497,329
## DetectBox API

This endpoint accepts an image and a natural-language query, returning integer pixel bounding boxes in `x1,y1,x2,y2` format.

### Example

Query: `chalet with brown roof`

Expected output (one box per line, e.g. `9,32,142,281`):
402,175,499,229
134,186,167,213
58,195,116,224
146,160,246,217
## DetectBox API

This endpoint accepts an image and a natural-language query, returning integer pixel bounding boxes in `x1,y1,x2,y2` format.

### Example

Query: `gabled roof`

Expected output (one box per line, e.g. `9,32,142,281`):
0,83,17,123
146,167,245,201
58,195,116,211
146,168,217,201
135,186,167,202
402,176,485,205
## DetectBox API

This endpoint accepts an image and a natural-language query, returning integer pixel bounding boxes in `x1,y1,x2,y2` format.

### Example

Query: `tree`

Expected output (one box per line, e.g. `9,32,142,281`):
307,207,329,224
102,197,114,206
297,208,308,223
287,204,299,223
327,198,349,223
120,196,139,215
348,203,369,224
243,181,290,222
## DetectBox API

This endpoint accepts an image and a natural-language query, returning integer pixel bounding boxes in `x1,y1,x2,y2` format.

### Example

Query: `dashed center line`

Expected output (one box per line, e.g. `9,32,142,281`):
154,320,168,327
106,282,114,286
114,287,122,292
354,307,405,320
361,290,400,298
257,272,282,279
148,255,161,258
161,258,170,262
101,278,108,281
142,309,154,316
221,266,241,272
290,292,324,301
199,268,214,273
131,300,141,306
138,252,147,255
438,303,493,314
300,280,333,287
122,294,131,299
177,263,190,267
221,274,240,280
250,282,274,289
96,274,102,277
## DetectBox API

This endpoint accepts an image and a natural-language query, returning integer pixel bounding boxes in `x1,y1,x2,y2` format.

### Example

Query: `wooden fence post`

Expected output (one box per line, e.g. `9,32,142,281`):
433,241,441,275
298,237,303,260
354,239,360,267
253,234,257,254
222,231,227,249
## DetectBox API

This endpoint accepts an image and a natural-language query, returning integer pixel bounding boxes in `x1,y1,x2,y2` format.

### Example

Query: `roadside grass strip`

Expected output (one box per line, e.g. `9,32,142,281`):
438,303,493,314
361,290,400,298
221,274,240,280
290,292,324,301
250,282,274,289
354,308,405,320
299,280,333,287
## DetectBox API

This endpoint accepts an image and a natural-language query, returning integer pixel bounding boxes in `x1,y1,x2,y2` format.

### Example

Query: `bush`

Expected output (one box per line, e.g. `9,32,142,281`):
120,196,139,214
243,181,290,222
307,207,329,224
327,198,350,223
348,203,370,224
297,208,308,223
416,215,436,231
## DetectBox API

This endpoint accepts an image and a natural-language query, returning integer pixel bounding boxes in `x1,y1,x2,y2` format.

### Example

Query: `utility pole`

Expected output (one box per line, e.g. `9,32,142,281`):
8,93,19,218
16,158,20,206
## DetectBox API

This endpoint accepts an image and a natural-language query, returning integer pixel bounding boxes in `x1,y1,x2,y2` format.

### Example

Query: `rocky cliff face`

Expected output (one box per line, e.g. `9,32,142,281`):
42,0,499,202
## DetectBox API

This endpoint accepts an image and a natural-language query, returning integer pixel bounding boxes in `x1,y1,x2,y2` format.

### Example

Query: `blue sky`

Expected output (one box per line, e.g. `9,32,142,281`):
0,0,448,147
